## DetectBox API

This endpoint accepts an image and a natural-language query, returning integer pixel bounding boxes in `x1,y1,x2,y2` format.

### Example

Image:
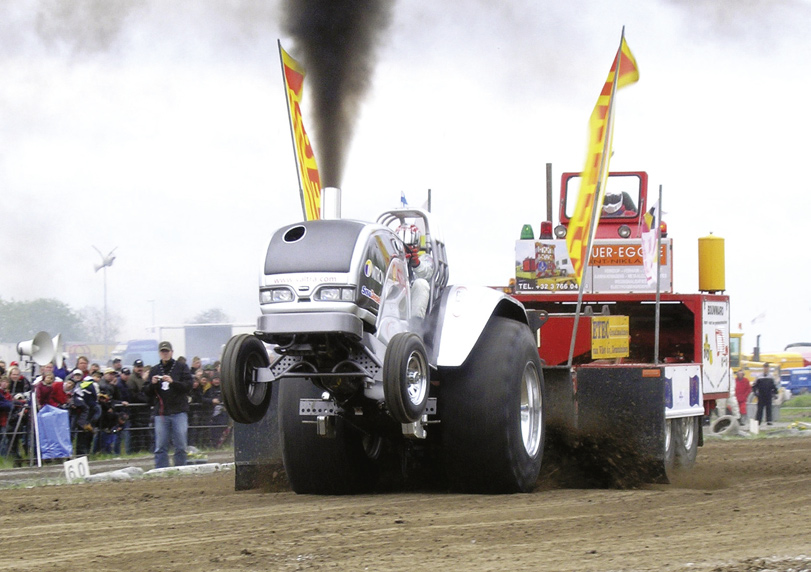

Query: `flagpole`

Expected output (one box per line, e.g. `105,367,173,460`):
567,178,601,367
567,30,625,368
278,39,308,221
653,184,663,364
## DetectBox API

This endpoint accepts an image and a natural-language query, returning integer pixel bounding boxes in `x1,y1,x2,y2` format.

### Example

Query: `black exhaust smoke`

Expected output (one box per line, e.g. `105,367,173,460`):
282,0,393,188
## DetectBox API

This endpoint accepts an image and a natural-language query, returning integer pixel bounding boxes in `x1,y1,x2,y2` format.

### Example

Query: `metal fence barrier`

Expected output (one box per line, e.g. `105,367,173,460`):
0,402,232,464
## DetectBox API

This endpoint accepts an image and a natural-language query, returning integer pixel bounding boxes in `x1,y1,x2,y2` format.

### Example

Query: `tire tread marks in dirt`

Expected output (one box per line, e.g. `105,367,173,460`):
0,438,808,571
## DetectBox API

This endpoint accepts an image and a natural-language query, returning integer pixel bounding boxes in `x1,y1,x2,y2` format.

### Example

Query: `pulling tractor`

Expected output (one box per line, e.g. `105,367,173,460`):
221,207,545,494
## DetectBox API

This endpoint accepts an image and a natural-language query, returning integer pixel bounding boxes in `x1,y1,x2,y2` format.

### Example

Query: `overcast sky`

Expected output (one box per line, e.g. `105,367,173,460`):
1,0,809,354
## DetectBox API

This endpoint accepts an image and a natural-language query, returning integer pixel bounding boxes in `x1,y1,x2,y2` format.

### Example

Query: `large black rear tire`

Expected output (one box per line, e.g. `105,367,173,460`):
441,316,545,493
279,378,379,494
221,334,271,424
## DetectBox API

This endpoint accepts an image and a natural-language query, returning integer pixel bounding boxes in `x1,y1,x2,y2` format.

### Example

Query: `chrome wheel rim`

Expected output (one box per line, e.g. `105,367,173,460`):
680,417,696,451
405,350,428,407
520,362,543,457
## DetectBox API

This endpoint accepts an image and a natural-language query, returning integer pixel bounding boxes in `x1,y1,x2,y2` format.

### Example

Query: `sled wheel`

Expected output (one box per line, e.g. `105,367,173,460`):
383,333,430,423
221,334,271,424
675,416,700,470
663,418,677,481
279,378,379,494
441,316,545,493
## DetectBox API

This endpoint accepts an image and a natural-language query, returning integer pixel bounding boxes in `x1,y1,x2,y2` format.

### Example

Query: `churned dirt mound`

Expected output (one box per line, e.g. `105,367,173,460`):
0,436,808,572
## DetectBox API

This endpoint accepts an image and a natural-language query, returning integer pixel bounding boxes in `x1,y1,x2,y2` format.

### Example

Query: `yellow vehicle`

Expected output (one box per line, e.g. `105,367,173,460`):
729,332,806,376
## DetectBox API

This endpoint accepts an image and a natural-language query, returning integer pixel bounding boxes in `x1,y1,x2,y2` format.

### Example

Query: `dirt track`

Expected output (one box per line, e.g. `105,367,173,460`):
0,436,809,572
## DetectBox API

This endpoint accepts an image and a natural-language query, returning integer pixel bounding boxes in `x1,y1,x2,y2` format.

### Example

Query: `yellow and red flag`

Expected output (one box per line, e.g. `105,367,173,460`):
566,33,639,284
279,42,322,221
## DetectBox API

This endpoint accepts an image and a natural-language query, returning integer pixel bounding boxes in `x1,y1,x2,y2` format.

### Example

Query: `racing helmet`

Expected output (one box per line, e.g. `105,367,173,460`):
603,191,623,214
396,223,421,248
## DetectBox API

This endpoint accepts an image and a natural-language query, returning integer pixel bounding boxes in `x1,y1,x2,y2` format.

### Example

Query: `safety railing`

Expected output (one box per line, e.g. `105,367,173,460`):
0,402,232,464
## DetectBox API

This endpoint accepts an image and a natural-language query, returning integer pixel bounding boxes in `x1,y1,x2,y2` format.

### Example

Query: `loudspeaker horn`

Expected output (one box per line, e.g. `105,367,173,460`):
52,333,64,368
17,331,56,366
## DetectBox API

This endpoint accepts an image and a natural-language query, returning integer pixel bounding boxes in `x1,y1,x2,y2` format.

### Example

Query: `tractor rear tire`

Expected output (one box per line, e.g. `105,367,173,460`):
279,378,379,494
221,334,271,424
441,316,545,493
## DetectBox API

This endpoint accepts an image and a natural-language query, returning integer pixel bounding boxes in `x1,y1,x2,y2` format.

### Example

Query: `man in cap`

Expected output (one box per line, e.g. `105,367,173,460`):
98,368,118,398
129,360,147,393
145,341,192,468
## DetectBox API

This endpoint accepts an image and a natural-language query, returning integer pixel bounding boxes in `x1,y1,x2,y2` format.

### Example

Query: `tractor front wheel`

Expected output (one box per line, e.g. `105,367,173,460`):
383,333,430,424
221,334,271,424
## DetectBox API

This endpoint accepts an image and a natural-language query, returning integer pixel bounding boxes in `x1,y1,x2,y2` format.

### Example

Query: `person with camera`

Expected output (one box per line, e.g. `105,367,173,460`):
145,341,192,468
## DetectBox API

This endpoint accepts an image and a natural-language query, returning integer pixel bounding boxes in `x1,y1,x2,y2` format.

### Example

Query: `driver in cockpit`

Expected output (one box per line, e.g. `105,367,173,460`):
396,223,433,319
602,190,637,217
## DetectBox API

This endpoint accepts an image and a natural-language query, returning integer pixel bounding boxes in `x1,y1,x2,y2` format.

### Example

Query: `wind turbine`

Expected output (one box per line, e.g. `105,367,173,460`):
93,246,117,272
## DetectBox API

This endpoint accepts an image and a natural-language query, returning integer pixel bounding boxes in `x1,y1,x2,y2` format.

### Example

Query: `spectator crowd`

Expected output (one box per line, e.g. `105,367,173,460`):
0,354,230,464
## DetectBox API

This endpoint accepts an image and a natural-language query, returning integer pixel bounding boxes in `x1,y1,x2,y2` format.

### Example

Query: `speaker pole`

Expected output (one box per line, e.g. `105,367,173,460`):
103,264,108,362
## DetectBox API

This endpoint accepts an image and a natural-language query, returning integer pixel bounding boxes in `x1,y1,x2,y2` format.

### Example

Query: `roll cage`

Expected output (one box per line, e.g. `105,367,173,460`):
377,208,449,317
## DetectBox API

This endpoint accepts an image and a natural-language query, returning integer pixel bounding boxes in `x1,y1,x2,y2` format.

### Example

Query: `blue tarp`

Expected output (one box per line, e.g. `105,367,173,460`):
37,405,72,459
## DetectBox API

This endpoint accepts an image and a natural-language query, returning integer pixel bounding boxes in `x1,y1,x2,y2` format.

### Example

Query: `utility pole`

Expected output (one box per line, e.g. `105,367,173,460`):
93,246,117,362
